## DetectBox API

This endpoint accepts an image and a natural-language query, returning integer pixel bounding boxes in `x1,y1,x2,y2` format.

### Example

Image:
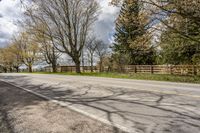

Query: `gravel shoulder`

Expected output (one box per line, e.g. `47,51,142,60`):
0,81,124,133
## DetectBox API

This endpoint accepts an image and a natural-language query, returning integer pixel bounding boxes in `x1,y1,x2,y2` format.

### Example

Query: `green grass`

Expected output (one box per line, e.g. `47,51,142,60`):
22,71,200,84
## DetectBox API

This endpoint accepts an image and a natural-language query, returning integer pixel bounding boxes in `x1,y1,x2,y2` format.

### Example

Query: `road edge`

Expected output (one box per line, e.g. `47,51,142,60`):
0,80,134,133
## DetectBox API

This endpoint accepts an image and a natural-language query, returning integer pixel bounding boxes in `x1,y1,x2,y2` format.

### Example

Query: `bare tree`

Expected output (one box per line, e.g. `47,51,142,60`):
30,24,61,73
41,43,60,73
25,0,99,73
0,42,23,73
0,48,12,73
86,36,97,72
95,40,109,72
21,6,62,73
16,32,40,73
8,43,22,72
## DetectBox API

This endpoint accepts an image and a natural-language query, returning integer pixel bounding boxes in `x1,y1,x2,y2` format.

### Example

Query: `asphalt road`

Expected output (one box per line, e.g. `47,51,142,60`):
0,80,124,133
1,73,200,133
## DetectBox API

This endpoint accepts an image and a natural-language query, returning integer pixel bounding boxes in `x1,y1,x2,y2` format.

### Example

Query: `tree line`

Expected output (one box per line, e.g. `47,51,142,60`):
0,0,108,73
111,0,200,67
0,0,200,73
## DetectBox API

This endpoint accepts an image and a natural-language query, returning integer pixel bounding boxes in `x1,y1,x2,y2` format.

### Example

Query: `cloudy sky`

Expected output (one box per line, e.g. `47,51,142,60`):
0,0,120,47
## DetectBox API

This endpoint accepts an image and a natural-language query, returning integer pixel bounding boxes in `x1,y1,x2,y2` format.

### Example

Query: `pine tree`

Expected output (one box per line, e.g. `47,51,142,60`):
113,0,155,65
160,3,200,65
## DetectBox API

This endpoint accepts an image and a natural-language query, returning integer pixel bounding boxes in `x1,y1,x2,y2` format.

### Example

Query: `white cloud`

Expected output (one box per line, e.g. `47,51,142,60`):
0,0,23,47
94,0,120,44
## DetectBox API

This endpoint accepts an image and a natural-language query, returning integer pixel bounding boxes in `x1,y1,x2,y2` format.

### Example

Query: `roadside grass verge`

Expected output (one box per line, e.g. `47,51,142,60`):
21,72,200,84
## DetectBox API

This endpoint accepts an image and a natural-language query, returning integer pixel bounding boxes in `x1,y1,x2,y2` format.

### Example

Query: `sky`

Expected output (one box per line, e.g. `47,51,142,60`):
0,0,120,47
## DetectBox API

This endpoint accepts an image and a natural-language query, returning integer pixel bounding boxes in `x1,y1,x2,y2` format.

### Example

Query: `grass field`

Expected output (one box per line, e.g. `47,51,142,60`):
23,72,200,84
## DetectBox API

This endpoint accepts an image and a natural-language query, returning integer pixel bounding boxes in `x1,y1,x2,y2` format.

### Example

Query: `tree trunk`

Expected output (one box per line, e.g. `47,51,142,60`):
90,56,94,72
99,58,103,72
28,64,32,73
3,68,7,73
52,63,57,73
74,59,81,73
15,66,19,73
82,52,85,73
10,67,13,73
99,63,102,72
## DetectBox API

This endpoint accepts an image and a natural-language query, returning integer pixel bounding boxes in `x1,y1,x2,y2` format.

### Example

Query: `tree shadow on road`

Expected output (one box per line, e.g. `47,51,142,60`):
0,81,47,133
1,75,200,133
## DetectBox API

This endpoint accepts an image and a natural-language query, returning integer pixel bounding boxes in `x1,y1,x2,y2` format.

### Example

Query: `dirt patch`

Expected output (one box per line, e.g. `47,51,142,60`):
0,111,13,133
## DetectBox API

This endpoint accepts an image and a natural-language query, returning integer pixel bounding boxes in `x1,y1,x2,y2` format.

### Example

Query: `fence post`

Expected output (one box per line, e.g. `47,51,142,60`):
151,65,154,74
193,65,197,76
134,65,137,73
170,65,173,75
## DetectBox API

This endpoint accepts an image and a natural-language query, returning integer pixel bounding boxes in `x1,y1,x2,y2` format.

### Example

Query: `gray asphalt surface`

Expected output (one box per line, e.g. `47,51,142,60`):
1,73,200,133
0,80,124,133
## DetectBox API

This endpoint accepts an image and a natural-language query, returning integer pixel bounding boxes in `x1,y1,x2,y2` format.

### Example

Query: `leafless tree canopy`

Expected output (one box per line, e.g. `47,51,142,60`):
24,0,100,73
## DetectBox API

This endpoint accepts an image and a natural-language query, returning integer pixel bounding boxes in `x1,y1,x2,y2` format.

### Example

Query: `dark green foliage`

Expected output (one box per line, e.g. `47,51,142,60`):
113,0,156,65
160,10,200,65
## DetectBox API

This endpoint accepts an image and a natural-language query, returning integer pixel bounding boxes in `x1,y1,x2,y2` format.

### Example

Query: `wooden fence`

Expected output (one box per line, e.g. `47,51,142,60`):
43,65,200,76
104,65,200,76
60,66,98,72
44,66,98,73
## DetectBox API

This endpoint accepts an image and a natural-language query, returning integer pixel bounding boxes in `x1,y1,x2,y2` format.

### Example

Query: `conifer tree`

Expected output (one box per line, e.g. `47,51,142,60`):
160,9,200,65
113,0,155,65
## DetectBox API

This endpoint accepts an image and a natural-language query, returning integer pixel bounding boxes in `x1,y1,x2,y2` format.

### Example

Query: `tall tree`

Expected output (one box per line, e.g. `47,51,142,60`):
95,40,108,72
24,0,99,73
16,32,40,73
86,37,97,72
113,0,155,65
0,48,13,73
160,9,200,65
7,44,22,72
0,44,22,73
30,24,61,73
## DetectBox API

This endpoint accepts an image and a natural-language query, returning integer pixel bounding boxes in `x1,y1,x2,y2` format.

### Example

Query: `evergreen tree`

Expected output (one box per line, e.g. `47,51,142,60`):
160,15,200,65
113,0,155,65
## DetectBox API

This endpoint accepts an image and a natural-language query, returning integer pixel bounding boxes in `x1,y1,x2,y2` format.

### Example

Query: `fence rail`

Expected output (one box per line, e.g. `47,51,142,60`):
108,65,200,76
42,65,200,76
